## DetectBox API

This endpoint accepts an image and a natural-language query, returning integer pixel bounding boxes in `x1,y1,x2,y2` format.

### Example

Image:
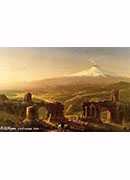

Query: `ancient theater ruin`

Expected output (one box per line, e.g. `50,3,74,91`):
0,88,130,131
82,89,129,123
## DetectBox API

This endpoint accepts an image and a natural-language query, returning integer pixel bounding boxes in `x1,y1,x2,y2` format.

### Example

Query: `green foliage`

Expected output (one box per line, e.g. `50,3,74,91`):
0,111,18,127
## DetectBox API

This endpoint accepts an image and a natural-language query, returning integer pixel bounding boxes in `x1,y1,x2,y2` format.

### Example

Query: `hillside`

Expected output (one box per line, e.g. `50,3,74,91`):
1,65,130,117
2,81,130,116
13,75,130,92
0,81,130,131
6,65,130,91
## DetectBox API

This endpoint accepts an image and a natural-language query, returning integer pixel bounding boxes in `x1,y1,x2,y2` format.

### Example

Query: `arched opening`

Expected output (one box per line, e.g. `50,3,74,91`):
100,107,111,123
90,104,97,118
38,106,48,120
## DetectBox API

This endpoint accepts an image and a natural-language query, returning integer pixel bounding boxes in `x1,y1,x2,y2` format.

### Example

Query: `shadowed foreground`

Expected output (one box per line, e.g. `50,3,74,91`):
0,90,130,132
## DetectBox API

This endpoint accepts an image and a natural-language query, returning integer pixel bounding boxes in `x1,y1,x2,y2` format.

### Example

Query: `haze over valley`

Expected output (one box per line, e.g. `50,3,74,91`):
0,48,130,131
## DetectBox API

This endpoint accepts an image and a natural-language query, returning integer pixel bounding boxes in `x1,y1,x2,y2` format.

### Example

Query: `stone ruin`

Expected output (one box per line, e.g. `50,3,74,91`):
22,92,65,128
111,89,120,103
23,105,42,128
22,89,127,128
24,92,32,104
82,89,127,123
0,89,129,130
0,92,65,129
23,101,65,128
0,94,8,102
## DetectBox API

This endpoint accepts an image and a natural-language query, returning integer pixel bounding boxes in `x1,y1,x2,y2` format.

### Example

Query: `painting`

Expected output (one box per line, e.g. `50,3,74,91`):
0,47,130,131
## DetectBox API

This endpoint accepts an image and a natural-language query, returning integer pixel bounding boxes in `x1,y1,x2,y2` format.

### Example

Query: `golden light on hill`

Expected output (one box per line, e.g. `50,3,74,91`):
0,47,130,88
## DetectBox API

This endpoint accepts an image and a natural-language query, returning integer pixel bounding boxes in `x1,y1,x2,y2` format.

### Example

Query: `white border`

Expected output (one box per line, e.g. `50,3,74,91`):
0,0,130,47
0,0,130,180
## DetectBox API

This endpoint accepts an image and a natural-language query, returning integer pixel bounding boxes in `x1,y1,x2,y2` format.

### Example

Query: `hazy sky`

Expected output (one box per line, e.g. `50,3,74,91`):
0,47,130,85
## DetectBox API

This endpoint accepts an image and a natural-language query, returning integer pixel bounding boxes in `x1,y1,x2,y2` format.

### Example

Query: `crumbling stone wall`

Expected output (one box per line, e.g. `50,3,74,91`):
0,92,64,128
24,92,32,104
82,89,128,123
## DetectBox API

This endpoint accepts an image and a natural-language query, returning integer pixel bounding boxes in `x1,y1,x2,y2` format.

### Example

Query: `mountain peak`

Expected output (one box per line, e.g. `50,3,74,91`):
69,65,107,77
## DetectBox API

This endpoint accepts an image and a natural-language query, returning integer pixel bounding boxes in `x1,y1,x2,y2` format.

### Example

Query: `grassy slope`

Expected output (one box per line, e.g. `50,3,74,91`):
1,81,130,116
0,81,130,130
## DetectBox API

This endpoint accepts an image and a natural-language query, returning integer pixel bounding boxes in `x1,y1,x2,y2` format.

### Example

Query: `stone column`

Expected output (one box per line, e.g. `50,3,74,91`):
24,93,32,103
112,89,120,103
23,106,39,127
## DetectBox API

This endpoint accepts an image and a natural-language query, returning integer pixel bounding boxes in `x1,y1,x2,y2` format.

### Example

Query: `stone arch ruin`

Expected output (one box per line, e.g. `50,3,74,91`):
0,88,129,130
82,89,127,123
0,92,65,128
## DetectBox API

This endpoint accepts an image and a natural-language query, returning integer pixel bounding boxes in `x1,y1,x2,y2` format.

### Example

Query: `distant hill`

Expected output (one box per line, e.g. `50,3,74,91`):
2,65,130,91
23,80,130,115
19,75,130,91
16,65,130,91
2,80,130,116
63,81,130,115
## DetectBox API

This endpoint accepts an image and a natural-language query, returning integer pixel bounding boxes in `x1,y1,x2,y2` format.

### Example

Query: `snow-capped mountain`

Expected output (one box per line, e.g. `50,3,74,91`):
12,65,130,90
69,65,109,77
69,65,117,77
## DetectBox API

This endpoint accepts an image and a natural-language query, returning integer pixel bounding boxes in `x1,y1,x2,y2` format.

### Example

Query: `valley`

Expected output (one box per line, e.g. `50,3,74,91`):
0,65,130,131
